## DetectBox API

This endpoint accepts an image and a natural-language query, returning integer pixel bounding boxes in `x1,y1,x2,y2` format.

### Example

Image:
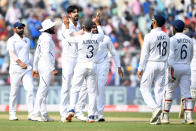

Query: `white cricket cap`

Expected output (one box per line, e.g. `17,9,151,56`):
40,19,56,32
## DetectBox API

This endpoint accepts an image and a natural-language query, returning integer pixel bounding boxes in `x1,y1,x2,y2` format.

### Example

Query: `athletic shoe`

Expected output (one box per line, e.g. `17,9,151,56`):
27,114,33,120
184,111,194,124
150,107,162,123
66,109,75,122
61,116,66,122
9,115,18,121
150,117,161,125
75,113,88,122
183,120,194,125
98,118,105,122
88,115,95,123
161,112,169,124
42,115,54,122
31,115,44,122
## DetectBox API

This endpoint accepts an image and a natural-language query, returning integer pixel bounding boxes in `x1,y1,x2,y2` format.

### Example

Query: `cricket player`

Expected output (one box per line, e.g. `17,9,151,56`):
63,14,104,122
76,24,124,122
161,20,194,124
60,5,83,122
7,22,34,120
137,15,169,124
31,19,58,122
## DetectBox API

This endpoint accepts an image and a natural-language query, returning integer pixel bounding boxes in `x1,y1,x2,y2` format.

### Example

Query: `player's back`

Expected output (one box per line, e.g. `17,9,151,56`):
147,28,170,62
77,32,101,63
169,33,193,65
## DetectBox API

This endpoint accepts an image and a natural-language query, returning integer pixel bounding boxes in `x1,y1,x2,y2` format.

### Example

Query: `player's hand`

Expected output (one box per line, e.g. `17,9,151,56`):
32,70,39,78
16,59,27,69
52,69,58,76
92,11,101,26
62,16,69,29
137,70,143,80
118,67,123,79
168,66,176,82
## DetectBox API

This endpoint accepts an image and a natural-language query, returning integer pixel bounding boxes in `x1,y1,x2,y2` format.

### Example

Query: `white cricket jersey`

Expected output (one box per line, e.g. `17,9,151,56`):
191,38,196,70
95,35,120,67
7,33,31,71
64,26,104,64
33,32,55,71
61,19,81,58
168,33,193,66
138,27,170,71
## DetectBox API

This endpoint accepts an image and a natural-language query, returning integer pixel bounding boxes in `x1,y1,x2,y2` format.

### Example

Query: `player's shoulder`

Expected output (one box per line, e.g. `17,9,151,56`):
144,33,151,41
39,33,51,41
23,37,31,44
23,37,30,42
7,35,15,43
170,35,177,43
183,34,193,42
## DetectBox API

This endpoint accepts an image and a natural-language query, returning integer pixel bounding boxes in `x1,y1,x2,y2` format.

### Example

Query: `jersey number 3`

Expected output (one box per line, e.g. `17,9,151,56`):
157,41,167,56
86,45,94,58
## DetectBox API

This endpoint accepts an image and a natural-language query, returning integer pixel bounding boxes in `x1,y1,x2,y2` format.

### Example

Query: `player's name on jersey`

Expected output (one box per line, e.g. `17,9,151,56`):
83,40,98,44
157,35,166,41
177,39,191,44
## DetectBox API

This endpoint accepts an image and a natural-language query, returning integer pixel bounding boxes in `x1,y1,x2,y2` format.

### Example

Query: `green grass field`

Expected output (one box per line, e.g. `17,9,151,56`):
0,112,195,131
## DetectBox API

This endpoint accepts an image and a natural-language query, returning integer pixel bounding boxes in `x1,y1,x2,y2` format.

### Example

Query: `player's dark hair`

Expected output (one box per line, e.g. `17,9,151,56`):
66,5,79,14
174,27,183,32
82,19,94,31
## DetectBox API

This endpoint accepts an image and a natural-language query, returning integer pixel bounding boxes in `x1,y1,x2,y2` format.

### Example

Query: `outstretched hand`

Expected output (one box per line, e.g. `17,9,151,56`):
92,11,101,26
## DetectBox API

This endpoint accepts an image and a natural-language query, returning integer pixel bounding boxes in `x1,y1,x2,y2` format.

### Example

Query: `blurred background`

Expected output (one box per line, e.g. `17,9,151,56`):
0,0,195,111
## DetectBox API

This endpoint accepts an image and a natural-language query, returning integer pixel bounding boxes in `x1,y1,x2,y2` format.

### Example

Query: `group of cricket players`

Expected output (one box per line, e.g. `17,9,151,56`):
7,5,195,124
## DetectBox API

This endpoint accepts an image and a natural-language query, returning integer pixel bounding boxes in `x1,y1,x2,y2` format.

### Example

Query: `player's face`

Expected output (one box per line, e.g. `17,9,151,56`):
172,26,176,35
91,25,98,34
69,9,79,21
15,26,24,36
48,27,55,34
151,19,156,29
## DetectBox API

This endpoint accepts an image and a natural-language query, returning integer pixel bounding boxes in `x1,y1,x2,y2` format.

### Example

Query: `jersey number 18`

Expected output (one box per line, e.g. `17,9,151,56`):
157,41,167,56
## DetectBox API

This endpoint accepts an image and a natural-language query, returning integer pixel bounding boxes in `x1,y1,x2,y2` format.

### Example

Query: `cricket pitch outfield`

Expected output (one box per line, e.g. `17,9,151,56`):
0,112,195,131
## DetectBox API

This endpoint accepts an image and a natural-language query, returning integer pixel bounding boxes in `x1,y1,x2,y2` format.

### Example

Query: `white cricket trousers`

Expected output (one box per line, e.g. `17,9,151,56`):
75,82,88,114
60,57,77,117
75,60,110,117
163,64,193,112
33,68,52,117
164,64,192,100
9,70,34,116
69,62,97,117
191,70,196,89
96,60,110,117
140,61,167,109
